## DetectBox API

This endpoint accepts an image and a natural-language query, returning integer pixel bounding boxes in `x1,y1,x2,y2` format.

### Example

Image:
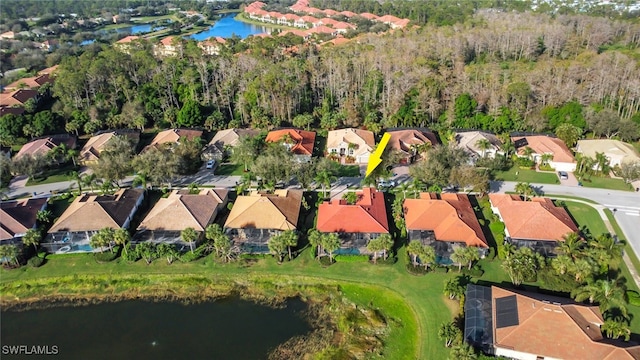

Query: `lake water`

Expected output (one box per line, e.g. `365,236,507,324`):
1,298,312,360
115,24,166,35
190,14,271,40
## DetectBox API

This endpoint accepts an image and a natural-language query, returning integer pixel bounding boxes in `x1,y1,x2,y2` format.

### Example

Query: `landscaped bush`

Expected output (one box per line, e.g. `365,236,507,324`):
180,251,202,263
239,253,268,260
487,248,496,260
516,157,535,168
433,266,449,273
462,267,484,277
406,263,429,275
628,290,640,306
94,251,118,262
334,255,369,263
319,256,333,266
122,244,139,262
27,256,44,268
376,256,397,265
537,269,578,293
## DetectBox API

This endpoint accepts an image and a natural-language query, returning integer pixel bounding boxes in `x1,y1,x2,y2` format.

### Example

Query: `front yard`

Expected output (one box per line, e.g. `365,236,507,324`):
580,176,633,191
492,167,560,184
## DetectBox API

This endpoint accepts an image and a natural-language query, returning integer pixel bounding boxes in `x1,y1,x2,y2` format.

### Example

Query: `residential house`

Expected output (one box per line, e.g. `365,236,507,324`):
464,284,640,360
114,35,141,53
135,189,228,250
14,134,76,160
512,135,576,172
155,36,181,57
0,89,39,110
143,128,202,153
277,14,300,26
377,14,401,24
385,128,438,164
262,12,279,24
38,65,59,76
204,128,259,160
323,9,339,16
316,187,389,255
339,11,357,18
315,18,338,28
280,29,311,40
44,189,145,253
295,16,319,28
40,39,58,51
359,13,379,21
488,194,579,256
326,128,375,164
404,193,488,264
0,198,48,246
5,73,54,91
198,36,226,55
390,18,410,29
306,25,336,36
79,130,140,165
576,139,640,168
224,190,303,253
248,8,267,20
333,21,356,33
265,128,316,162
455,131,502,161
0,31,15,39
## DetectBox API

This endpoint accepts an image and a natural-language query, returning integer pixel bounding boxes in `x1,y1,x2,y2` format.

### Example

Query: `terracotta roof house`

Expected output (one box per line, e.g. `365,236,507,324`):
224,190,303,253
136,189,228,250
5,73,53,91
44,189,145,253
38,65,59,76
323,9,339,16
488,194,579,256
79,130,140,165
359,13,379,20
340,11,357,18
316,17,338,27
307,25,336,35
317,187,389,255
0,89,39,107
326,128,375,164
404,193,488,264
333,21,356,33
0,31,15,39
265,128,316,162
15,134,76,160
248,8,267,19
0,106,25,116
277,13,300,26
155,36,181,57
391,18,410,29
455,131,502,161
0,198,48,245
385,128,438,164
143,128,203,152
280,29,311,39
295,16,319,28
464,284,640,360
576,139,640,168
512,135,576,172
324,36,350,46
198,36,226,55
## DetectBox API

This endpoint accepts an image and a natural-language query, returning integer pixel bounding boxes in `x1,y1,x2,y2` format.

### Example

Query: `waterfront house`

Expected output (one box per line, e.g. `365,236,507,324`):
0,197,48,246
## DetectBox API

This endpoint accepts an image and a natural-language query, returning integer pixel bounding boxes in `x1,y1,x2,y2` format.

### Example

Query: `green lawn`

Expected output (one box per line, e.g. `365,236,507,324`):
26,165,78,186
605,209,640,273
581,176,633,191
492,167,560,184
1,246,454,360
336,165,361,177
215,163,246,176
561,200,609,237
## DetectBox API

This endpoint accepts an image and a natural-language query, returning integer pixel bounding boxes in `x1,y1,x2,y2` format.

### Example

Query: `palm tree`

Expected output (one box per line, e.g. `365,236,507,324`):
522,146,535,161
438,322,461,347
188,182,199,194
591,233,625,271
451,246,470,272
572,258,598,283
540,153,553,167
594,152,610,176
551,255,574,275
367,238,383,264
555,232,584,261
421,245,436,270
322,233,340,263
475,138,492,158
113,228,131,255
499,135,514,159
515,182,534,201
307,229,324,260
463,246,479,270
571,277,628,316
378,234,394,260
407,240,424,266
280,230,298,260
70,171,82,193
132,172,150,189
36,209,53,226
410,178,424,198
22,228,42,254
81,173,98,193
602,319,631,341
268,233,288,263
396,181,411,199
67,148,79,167
314,169,335,199
156,243,178,264
0,244,20,267
181,227,198,254
449,343,477,360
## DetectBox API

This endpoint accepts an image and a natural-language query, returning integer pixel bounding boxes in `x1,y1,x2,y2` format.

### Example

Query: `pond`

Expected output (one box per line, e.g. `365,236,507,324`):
1,297,312,360
190,14,272,40
115,24,166,35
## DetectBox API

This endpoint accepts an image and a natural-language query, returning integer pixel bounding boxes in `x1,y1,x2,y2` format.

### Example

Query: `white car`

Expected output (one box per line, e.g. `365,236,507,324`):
377,179,396,188
206,160,216,169
558,171,568,180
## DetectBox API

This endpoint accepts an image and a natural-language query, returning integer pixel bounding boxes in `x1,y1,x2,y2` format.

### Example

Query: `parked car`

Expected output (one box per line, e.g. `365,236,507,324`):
377,179,396,188
558,171,568,180
206,160,216,169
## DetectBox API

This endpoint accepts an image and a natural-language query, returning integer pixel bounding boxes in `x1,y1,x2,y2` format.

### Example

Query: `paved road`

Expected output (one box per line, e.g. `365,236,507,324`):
491,181,640,260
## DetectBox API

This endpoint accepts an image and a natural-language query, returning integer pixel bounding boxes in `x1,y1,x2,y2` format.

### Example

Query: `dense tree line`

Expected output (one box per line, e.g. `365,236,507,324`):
2,11,639,146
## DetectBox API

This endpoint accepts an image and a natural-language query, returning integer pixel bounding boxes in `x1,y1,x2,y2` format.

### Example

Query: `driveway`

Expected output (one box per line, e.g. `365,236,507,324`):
560,172,579,186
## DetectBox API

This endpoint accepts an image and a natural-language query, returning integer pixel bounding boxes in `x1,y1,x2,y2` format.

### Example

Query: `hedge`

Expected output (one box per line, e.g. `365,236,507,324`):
334,255,369,263
28,256,45,268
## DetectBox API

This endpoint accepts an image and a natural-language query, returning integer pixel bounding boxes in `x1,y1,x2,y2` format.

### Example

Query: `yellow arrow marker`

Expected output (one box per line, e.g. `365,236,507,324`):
365,132,391,177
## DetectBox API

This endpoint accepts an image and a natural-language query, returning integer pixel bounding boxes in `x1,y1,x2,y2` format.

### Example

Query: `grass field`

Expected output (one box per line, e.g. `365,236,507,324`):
492,167,560,184
26,165,77,186
0,246,454,359
561,200,609,237
215,163,246,176
581,176,633,191
336,165,361,177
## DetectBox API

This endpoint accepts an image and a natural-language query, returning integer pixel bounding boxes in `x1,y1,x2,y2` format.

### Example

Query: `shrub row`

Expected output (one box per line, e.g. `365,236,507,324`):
334,255,369,263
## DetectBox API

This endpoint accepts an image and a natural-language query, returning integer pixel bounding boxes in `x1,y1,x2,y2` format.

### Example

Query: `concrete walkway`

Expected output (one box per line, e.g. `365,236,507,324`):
550,196,640,288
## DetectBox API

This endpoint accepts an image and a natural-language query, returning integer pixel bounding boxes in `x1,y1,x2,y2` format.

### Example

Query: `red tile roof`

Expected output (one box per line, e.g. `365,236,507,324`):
512,135,575,163
489,194,578,241
360,13,379,20
265,128,316,156
340,11,357,18
317,187,389,233
490,286,639,360
116,35,139,44
404,193,488,247
0,89,38,106
5,74,53,91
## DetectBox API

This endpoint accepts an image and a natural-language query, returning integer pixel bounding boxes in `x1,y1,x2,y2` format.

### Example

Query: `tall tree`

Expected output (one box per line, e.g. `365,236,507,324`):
571,277,628,316
322,233,341,263
555,123,583,147
438,322,461,348
181,227,198,254
22,228,42,254
502,247,543,286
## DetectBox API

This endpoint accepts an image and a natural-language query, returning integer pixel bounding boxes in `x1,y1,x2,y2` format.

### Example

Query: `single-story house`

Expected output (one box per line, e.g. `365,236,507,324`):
79,129,140,165
326,128,375,164
265,128,316,162
464,284,640,360
135,188,228,251
207,128,260,156
0,197,48,246
198,36,226,55
385,128,438,164
0,89,39,108
576,139,640,168
404,193,488,264
316,187,389,255
4,73,54,91
44,189,145,253
224,190,302,253
488,194,579,256
512,135,576,172
14,134,76,160
455,131,502,161
143,128,202,152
